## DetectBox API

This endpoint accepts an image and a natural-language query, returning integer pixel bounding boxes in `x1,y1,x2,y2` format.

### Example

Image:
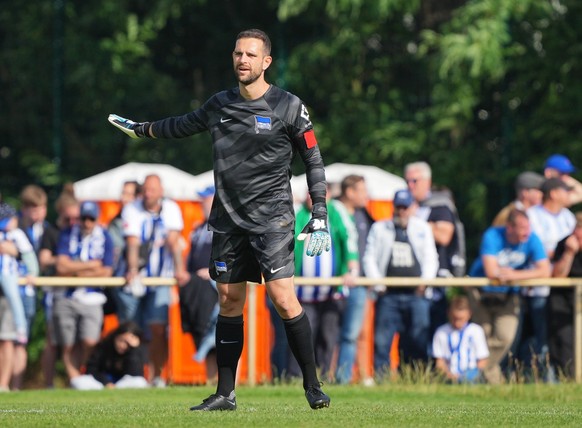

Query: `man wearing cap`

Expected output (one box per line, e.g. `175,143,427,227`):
492,171,544,226
363,189,438,377
54,200,115,389
543,154,582,206
521,177,576,380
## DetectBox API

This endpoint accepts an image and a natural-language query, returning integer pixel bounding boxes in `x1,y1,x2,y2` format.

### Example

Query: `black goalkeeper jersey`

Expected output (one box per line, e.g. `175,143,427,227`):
151,85,326,234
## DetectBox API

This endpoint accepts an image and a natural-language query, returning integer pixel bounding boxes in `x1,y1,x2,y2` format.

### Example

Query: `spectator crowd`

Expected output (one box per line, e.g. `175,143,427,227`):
1,153,581,391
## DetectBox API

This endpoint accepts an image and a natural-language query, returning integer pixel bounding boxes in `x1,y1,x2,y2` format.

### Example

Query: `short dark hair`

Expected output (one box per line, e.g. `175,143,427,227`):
107,321,143,343
449,295,470,312
236,29,271,55
507,208,528,225
20,184,47,207
340,175,365,197
123,180,142,197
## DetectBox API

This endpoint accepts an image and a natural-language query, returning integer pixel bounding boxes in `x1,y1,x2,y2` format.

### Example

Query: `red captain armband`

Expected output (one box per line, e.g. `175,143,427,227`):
303,130,318,149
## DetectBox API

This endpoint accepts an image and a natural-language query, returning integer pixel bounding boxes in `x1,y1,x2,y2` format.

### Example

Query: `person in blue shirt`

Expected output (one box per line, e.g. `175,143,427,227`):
468,208,550,384
54,200,115,389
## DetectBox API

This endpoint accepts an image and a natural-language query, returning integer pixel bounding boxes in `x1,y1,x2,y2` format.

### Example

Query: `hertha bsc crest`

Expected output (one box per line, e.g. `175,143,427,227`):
254,116,272,133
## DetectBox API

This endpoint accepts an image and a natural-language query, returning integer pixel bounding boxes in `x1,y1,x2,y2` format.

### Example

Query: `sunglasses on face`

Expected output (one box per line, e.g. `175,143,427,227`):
406,177,426,185
81,216,96,223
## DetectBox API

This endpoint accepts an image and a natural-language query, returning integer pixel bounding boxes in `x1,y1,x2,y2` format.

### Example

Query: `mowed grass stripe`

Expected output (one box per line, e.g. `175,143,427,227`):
1,384,581,427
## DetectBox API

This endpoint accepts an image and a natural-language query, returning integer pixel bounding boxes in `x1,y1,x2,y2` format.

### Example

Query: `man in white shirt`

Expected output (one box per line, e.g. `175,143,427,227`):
523,178,575,379
116,174,190,387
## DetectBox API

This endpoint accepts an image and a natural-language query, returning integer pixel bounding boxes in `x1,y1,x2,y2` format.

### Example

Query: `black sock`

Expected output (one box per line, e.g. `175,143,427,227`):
283,311,319,390
215,314,244,397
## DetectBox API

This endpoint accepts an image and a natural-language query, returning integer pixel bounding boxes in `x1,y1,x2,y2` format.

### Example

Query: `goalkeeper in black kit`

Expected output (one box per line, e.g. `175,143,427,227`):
109,28,331,411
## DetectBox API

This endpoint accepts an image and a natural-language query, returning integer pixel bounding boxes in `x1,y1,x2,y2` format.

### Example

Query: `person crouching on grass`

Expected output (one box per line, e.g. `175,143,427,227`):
432,295,489,383
72,321,148,390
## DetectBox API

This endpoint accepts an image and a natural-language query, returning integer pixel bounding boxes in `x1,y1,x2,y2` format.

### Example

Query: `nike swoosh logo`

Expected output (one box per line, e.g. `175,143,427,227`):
220,340,238,344
220,117,232,123
270,266,285,274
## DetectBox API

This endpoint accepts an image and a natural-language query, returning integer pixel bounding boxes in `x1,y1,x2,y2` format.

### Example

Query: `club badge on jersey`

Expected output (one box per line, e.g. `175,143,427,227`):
254,116,272,133
214,261,228,273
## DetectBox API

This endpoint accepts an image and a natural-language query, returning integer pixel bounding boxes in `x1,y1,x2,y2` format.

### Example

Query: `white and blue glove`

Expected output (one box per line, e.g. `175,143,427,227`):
108,114,150,138
297,203,331,257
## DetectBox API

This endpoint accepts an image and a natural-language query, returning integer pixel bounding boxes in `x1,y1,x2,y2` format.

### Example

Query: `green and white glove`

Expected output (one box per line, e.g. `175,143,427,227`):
297,202,331,257
108,114,150,139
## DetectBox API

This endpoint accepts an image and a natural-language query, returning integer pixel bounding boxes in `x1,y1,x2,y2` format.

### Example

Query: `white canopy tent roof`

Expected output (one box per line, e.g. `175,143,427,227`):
192,169,215,193
74,162,404,203
291,162,406,202
73,162,210,201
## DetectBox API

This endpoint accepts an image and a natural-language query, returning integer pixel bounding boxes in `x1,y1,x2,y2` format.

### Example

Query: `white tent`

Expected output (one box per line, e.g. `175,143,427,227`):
73,162,208,201
291,162,406,202
192,169,215,193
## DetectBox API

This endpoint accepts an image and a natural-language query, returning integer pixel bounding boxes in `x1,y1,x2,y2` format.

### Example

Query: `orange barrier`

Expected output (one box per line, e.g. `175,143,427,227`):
167,284,272,385
102,291,398,385
167,286,207,384
368,200,394,221
165,287,398,385
97,199,397,384
101,313,119,337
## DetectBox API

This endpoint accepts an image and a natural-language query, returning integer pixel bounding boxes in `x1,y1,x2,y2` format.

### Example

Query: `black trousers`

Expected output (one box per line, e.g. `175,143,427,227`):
548,288,574,379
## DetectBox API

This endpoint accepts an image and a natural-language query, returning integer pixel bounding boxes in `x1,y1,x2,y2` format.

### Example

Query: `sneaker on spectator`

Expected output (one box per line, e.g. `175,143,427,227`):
70,374,104,390
361,377,376,387
151,376,167,388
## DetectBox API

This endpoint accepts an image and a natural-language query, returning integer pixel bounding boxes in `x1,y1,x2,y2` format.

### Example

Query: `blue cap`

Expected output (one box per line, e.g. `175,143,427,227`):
80,201,99,219
393,189,414,208
197,185,215,198
0,202,16,231
544,154,575,174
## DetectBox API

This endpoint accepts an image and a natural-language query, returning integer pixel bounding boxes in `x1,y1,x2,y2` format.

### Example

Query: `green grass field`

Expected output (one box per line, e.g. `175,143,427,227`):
1,383,581,427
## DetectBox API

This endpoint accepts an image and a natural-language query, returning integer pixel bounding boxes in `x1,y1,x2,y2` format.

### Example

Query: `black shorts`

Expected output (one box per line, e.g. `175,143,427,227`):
209,231,295,284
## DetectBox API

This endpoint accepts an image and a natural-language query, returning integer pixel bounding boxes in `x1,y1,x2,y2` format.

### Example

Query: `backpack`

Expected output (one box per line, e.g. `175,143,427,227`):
423,191,466,277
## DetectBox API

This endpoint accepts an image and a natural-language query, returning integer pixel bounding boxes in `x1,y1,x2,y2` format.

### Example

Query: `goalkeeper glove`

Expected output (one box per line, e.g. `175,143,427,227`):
108,114,150,138
297,202,331,257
